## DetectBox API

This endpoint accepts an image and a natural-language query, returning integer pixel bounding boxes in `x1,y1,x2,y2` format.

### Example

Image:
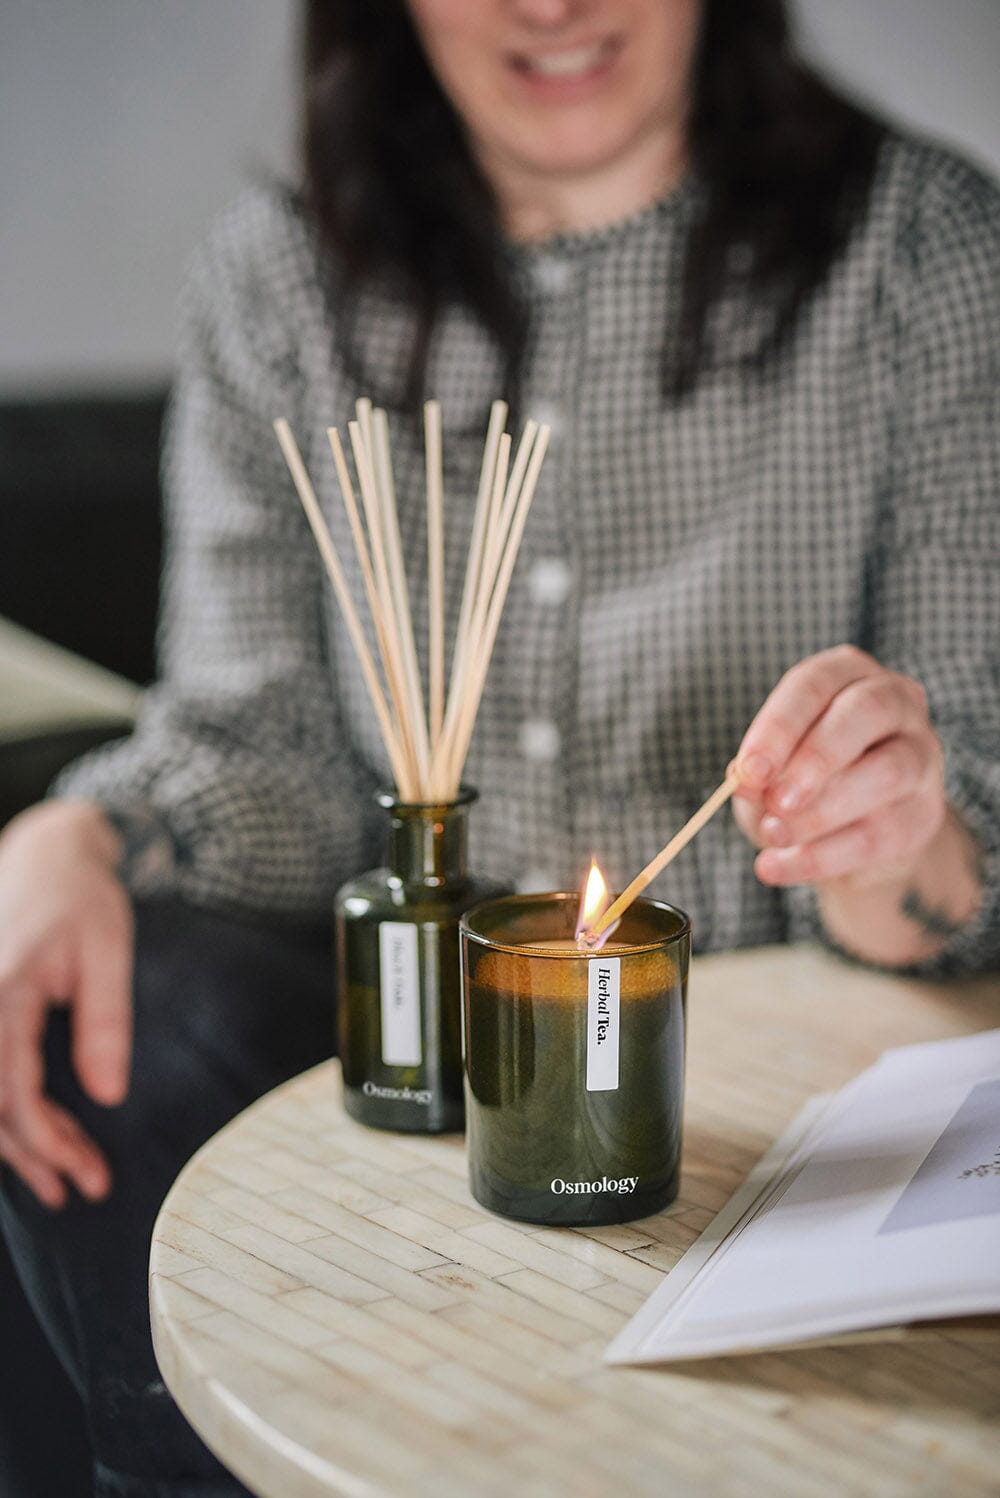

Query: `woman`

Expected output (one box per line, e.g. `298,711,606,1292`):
1,1,998,1492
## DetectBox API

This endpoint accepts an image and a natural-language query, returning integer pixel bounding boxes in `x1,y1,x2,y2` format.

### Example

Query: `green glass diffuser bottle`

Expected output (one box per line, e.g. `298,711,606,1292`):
335,786,508,1132
274,400,551,1129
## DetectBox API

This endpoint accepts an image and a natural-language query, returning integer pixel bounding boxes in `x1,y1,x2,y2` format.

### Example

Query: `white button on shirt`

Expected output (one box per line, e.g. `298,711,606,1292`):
518,718,561,763
532,402,562,438
529,558,572,606
532,255,574,295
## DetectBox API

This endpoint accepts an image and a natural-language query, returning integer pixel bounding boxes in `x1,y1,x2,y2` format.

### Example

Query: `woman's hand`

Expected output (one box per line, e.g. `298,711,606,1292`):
732,645,946,889
0,801,133,1208
731,646,981,965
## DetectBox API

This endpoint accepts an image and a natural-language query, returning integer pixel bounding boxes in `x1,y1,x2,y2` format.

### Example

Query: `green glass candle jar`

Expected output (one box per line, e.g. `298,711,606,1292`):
461,892,690,1225
335,786,508,1133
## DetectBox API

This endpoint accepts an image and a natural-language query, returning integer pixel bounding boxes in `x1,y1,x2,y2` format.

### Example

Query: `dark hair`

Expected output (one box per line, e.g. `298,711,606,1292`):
303,0,884,408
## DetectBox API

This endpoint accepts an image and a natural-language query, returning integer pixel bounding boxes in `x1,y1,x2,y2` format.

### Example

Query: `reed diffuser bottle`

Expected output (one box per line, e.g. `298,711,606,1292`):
336,788,508,1132
274,396,551,1132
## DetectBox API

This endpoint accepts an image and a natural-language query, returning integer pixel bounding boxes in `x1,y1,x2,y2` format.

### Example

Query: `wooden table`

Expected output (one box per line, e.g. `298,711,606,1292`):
149,944,1000,1498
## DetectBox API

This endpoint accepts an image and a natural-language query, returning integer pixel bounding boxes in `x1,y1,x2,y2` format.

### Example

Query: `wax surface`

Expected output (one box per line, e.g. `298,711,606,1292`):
524,939,630,952
472,942,675,1003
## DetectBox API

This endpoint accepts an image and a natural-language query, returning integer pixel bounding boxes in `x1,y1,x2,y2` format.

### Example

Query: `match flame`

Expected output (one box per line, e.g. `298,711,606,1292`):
577,858,610,938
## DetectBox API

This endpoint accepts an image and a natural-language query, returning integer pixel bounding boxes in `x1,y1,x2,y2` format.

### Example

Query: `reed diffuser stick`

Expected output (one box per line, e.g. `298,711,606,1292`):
497,419,539,549
276,400,550,806
347,419,421,787
347,420,394,640
371,409,431,786
424,400,445,756
272,418,416,797
484,430,513,582
445,400,507,737
434,429,514,796
328,422,429,789
443,424,551,793
582,771,743,943
326,428,400,714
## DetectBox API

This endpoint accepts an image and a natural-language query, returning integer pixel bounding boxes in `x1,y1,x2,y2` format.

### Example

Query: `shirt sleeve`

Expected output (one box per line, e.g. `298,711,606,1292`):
787,146,1000,975
55,189,380,918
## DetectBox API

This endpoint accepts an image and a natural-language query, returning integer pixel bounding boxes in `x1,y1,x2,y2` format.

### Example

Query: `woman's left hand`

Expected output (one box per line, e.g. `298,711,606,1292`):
731,644,947,890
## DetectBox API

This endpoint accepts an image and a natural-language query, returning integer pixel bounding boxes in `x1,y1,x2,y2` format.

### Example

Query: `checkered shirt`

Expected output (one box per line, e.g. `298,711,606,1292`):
58,130,1000,973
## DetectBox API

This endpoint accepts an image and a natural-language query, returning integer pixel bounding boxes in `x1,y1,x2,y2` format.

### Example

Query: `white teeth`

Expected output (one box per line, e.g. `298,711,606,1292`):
525,44,606,78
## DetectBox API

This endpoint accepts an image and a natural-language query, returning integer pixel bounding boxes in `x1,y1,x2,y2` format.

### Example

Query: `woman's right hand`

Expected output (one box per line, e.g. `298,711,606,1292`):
0,800,133,1208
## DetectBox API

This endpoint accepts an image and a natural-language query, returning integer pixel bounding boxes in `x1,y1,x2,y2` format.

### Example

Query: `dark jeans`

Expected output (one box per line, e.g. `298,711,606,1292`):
0,898,336,1498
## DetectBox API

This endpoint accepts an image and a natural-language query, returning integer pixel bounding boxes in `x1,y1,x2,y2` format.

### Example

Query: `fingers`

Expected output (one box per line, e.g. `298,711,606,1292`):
0,1119,66,1210
730,784,767,849
46,1098,112,1199
0,807,131,1208
755,793,945,887
0,1103,111,1207
737,645,881,790
733,649,946,892
762,675,931,816
1,986,113,1204
757,736,936,850
72,913,133,1107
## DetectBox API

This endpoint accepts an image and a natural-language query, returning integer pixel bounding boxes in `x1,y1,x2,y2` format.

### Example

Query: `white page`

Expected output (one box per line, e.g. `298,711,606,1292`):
606,1079,878,1364
608,1028,1000,1363
605,1096,835,1363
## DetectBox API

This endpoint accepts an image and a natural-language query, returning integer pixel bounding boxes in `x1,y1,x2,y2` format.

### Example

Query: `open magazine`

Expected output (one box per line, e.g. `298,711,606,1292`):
607,1028,1000,1364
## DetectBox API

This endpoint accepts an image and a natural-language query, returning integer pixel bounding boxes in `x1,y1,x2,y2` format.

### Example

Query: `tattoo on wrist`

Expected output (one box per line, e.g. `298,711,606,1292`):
900,888,965,941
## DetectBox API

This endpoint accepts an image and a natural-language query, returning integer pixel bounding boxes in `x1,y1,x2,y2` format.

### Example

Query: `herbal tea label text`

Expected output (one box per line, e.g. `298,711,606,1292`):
587,956,621,1091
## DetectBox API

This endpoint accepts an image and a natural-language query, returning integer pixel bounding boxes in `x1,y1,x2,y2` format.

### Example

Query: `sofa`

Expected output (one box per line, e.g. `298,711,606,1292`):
0,392,164,1497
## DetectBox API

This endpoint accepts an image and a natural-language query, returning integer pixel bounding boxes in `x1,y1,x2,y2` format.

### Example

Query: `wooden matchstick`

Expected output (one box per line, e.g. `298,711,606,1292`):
582,772,743,942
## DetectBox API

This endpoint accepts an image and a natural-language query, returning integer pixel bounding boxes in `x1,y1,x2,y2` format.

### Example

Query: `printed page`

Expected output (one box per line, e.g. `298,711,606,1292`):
608,1028,1000,1363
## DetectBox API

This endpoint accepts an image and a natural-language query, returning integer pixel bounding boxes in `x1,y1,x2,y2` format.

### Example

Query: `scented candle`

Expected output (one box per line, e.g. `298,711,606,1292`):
460,892,690,1226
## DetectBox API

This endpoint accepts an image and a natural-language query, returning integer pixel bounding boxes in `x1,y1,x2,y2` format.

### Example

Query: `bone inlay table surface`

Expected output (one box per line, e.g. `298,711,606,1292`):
149,944,1000,1498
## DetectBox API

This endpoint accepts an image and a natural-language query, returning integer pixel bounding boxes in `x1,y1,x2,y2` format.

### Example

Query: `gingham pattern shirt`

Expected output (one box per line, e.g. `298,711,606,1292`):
58,131,1000,972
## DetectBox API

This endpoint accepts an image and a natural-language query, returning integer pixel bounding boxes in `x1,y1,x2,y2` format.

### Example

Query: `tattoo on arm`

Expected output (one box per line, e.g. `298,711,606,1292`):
900,888,965,941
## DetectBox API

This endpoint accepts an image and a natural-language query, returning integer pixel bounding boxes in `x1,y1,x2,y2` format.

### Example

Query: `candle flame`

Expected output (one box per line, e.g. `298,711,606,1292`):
577,858,609,937
576,858,622,950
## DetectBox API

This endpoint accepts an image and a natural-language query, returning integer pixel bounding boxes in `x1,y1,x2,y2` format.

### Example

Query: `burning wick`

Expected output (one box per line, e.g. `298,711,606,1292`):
575,859,621,951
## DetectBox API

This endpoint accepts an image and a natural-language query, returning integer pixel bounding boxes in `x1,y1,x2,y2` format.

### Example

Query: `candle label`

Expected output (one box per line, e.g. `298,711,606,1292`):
587,956,620,1092
379,922,422,1067
551,1175,638,1196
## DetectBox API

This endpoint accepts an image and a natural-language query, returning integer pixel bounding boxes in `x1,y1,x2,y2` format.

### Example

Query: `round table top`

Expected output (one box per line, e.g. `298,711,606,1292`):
149,944,1000,1498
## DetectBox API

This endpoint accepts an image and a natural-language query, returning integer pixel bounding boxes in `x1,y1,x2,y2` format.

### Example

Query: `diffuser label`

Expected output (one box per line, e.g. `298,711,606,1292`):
362,1081,432,1106
587,956,620,1091
379,922,422,1067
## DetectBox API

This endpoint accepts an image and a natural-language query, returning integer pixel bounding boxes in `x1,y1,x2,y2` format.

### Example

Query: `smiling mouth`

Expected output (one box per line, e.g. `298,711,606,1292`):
510,36,621,82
